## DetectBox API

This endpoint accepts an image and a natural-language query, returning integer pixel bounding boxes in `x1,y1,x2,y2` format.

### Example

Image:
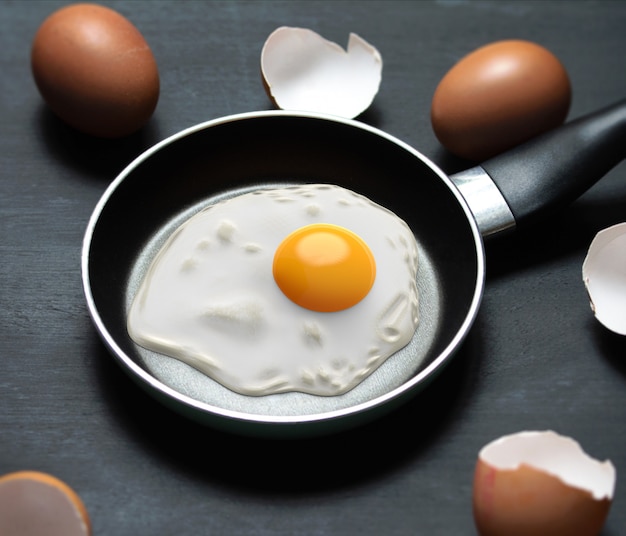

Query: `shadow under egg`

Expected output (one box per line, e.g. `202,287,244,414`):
33,103,162,182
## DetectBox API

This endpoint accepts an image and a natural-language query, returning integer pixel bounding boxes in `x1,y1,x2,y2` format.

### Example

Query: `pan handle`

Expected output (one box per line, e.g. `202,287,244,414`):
450,99,626,237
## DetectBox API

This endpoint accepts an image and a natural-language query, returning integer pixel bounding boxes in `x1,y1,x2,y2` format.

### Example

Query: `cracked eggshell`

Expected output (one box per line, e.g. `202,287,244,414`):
473,430,616,536
582,223,626,335
0,471,91,535
260,27,382,119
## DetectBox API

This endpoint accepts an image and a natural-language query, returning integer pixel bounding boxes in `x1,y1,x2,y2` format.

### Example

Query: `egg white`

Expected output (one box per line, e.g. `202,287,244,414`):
127,184,419,396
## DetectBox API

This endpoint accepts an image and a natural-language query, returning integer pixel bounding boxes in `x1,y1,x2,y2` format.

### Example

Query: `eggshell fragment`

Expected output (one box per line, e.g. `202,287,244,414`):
31,3,160,138
431,40,571,161
473,430,615,536
0,471,91,536
582,223,626,335
261,27,382,119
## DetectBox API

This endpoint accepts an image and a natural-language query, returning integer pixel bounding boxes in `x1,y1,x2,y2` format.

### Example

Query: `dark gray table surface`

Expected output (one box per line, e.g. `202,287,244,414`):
2,1,626,534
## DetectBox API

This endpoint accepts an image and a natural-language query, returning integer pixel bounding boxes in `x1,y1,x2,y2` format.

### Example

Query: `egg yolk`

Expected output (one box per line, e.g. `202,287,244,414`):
273,223,376,312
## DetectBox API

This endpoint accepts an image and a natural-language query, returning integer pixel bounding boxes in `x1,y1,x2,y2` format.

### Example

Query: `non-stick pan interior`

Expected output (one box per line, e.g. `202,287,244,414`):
84,112,484,435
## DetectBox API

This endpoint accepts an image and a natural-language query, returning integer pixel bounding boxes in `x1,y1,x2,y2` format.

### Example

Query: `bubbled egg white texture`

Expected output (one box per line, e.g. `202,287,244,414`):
127,184,419,397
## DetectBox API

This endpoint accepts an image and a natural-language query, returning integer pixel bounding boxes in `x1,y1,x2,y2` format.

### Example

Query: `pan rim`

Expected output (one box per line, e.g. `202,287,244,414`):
81,109,486,432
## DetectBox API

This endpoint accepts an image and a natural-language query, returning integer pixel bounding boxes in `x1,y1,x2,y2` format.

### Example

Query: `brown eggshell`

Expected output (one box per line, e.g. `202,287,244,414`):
31,3,159,138
473,459,612,536
0,471,91,535
431,40,571,161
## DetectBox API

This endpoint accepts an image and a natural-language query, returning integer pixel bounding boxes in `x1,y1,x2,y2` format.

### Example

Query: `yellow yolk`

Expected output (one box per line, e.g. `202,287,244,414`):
273,223,376,312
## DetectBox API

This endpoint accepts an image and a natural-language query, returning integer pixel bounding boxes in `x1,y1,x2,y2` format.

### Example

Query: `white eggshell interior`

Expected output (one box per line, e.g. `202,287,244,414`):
261,27,382,119
479,430,616,500
582,222,626,335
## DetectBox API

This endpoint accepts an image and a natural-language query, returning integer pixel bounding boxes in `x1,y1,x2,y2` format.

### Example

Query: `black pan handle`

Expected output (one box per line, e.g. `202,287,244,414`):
450,99,626,237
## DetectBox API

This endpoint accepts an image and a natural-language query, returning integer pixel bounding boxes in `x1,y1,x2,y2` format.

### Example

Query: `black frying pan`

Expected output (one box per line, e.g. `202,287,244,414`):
82,100,625,438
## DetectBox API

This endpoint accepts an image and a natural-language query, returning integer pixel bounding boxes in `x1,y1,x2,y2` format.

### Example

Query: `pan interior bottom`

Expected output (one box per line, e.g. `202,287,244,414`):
124,190,444,418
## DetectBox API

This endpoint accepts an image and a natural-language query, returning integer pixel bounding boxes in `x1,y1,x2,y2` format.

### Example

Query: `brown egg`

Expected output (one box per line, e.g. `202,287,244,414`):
473,431,616,536
431,40,571,161
0,471,91,535
31,3,159,138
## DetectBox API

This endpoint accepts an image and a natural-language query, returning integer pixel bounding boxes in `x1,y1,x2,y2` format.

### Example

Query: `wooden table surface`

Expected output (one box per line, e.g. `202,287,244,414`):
2,1,626,534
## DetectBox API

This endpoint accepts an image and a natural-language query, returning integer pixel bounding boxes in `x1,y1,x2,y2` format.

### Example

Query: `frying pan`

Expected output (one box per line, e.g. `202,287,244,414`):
82,100,626,438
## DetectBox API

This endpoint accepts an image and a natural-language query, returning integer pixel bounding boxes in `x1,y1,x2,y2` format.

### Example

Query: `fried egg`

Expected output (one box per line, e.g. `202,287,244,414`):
127,184,419,396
